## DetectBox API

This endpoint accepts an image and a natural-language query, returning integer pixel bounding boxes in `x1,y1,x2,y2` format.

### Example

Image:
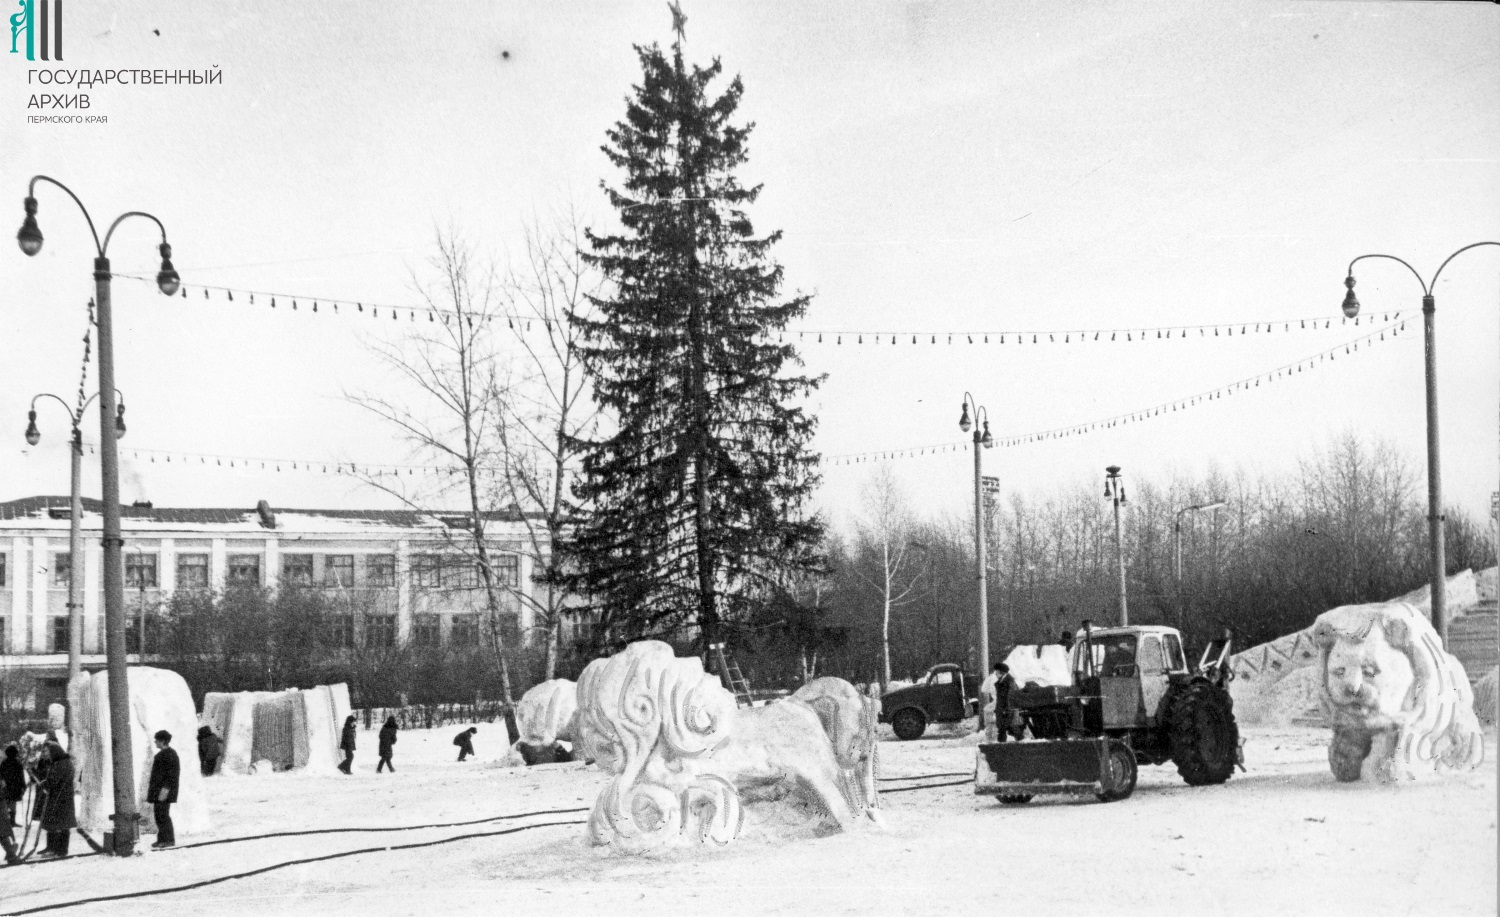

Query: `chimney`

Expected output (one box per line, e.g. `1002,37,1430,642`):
256,499,277,529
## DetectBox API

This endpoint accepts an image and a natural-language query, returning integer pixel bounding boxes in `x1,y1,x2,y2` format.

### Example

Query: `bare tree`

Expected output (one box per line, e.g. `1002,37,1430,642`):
349,232,518,704
855,465,923,689
491,209,601,678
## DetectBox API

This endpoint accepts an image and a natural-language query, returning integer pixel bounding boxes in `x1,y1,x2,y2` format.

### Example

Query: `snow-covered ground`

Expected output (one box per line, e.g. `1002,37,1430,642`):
4,722,1495,917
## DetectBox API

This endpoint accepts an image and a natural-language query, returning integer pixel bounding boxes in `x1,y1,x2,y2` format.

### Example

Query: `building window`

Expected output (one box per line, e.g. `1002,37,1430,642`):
327,613,354,648
176,553,210,589
282,554,314,587
366,554,396,587
412,614,441,647
412,555,441,589
446,561,479,590
450,613,480,647
492,554,519,588
228,554,261,586
50,616,69,653
126,553,158,589
325,554,355,587
51,553,71,587
0,552,6,587
365,614,396,649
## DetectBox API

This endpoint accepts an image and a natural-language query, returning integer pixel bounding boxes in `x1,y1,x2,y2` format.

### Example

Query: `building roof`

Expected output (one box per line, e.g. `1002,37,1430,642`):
0,496,532,531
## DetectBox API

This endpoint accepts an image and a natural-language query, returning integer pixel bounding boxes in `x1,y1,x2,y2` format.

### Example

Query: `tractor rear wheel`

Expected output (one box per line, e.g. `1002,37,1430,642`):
1168,680,1239,786
1096,742,1138,802
891,708,927,741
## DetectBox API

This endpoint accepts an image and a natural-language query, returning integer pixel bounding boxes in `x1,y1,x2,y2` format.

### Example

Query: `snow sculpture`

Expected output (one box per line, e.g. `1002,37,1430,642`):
576,641,881,851
511,679,577,765
1313,602,1484,782
201,683,349,774
68,667,210,836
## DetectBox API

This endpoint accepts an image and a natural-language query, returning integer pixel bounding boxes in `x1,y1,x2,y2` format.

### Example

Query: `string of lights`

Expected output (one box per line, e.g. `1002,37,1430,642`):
825,318,1406,466
115,271,1397,345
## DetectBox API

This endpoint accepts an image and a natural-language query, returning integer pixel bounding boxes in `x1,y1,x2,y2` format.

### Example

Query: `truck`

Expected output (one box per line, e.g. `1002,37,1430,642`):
975,622,1241,803
877,663,982,740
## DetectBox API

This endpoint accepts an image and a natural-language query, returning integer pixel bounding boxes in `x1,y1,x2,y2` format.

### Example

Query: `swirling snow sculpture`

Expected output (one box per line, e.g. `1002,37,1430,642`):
1313,601,1484,782
575,641,882,851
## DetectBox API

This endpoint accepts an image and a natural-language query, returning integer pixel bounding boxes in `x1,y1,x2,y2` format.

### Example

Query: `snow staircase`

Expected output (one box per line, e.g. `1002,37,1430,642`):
1449,598,1499,684
710,642,756,707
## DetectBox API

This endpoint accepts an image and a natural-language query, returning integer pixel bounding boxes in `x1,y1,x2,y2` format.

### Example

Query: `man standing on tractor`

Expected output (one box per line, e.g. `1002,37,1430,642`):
979,662,1003,738
993,663,1017,742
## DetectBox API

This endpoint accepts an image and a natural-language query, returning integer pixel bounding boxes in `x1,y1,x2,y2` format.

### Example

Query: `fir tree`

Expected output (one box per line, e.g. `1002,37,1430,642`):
563,32,823,655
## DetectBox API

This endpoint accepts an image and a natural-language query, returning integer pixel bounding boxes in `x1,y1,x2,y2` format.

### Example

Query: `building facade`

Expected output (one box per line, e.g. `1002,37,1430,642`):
0,496,550,685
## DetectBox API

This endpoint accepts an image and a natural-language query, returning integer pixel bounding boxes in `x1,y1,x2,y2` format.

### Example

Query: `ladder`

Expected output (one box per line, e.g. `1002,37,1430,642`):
710,642,755,706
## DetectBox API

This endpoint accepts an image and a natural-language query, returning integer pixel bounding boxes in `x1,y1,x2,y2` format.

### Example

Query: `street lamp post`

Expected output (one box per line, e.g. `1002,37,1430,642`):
958,394,994,680
17,176,179,857
1104,466,1128,626
1173,500,1226,630
25,391,127,689
1341,242,1499,649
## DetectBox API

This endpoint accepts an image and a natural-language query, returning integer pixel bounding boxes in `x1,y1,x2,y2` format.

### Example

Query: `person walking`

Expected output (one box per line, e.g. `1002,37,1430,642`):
148,730,181,849
453,726,478,762
1,744,24,829
35,743,75,859
377,716,398,773
197,725,223,777
339,715,358,774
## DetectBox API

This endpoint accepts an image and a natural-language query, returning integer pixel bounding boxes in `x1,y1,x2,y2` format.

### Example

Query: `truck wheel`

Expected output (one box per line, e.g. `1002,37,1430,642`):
998,793,1034,805
1096,742,1138,802
1169,680,1239,786
891,708,926,741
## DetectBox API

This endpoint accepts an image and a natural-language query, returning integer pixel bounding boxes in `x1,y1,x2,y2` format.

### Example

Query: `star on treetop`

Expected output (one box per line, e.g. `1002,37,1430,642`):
668,1,687,42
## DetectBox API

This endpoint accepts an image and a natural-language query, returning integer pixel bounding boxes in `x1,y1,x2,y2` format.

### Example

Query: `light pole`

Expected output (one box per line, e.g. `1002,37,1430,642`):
17,176,180,857
1104,466,1128,626
24,390,127,688
1174,500,1225,629
958,394,994,679
1342,242,1499,649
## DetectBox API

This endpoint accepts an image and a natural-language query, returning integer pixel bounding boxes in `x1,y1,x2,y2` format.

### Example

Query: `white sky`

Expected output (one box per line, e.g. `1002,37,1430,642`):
2,0,1497,535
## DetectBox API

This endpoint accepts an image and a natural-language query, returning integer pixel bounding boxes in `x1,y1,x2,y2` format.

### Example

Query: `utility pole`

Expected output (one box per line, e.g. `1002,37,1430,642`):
1105,466,1128,626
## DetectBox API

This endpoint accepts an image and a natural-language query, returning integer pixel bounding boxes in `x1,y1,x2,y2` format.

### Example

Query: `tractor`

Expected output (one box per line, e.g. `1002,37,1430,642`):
975,621,1241,804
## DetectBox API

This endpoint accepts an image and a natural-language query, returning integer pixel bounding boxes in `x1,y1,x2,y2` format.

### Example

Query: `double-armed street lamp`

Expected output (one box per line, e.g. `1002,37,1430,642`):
1104,466,1128,626
24,390,127,688
1173,500,1225,629
958,394,994,679
17,175,179,857
1341,241,1499,649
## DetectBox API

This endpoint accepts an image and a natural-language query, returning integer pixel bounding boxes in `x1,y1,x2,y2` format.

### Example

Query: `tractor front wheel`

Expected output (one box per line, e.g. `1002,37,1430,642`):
1096,742,1138,802
891,708,927,741
998,793,1034,805
1169,680,1239,786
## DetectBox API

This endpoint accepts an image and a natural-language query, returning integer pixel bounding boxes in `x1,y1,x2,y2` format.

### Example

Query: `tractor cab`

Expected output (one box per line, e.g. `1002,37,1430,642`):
1071,625,1190,729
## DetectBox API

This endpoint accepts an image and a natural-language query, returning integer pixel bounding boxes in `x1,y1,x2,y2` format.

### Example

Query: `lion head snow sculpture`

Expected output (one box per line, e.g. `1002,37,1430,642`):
1312,601,1484,782
575,641,742,849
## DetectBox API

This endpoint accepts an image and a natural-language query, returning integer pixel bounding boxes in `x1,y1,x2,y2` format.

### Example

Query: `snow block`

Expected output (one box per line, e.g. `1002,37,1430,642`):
515,679,578,746
67,666,210,837
1003,645,1071,688
199,683,350,774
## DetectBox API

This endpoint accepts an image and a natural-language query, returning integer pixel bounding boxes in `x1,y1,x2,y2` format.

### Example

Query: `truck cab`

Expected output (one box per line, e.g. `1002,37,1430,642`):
879,663,979,740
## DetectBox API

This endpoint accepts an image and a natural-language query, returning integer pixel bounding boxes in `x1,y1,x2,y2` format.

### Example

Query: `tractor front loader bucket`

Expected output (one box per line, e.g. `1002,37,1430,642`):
974,737,1112,798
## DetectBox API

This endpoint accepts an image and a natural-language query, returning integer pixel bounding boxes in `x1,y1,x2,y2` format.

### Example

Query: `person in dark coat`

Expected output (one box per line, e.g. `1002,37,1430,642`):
36,743,75,858
1,744,25,829
1058,628,1076,653
0,745,22,865
993,663,1019,743
377,716,398,773
197,725,223,777
147,730,181,849
453,726,477,762
338,715,357,774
